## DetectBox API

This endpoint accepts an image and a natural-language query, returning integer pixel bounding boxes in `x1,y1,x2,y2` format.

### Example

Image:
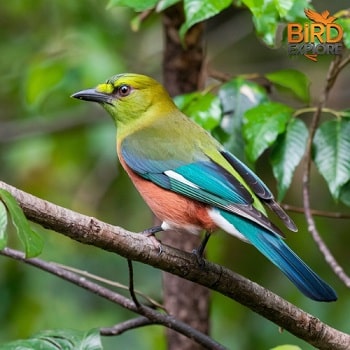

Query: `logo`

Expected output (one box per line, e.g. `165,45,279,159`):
287,9,343,61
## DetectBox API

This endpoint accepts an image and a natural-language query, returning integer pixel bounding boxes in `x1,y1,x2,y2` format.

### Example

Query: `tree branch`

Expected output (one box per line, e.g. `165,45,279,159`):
302,52,350,288
0,247,224,350
282,203,350,219
100,317,154,336
0,180,349,349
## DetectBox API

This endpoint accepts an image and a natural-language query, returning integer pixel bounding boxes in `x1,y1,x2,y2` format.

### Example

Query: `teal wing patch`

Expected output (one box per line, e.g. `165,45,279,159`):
121,139,285,236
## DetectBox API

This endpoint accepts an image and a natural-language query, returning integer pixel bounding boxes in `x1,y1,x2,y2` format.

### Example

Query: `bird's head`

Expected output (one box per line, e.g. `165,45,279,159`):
72,73,175,127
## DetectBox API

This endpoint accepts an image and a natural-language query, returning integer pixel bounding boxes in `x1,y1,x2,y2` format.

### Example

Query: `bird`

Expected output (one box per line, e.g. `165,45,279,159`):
72,73,337,302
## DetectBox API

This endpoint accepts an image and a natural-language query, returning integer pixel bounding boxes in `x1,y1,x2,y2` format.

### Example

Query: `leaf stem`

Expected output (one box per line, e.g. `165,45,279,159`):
293,107,342,119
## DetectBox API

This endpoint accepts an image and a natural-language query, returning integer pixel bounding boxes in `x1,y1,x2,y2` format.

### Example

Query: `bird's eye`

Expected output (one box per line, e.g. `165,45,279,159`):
117,85,132,97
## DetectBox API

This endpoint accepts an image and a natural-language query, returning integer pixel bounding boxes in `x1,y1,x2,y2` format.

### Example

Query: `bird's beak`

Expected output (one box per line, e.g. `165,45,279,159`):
71,89,113,105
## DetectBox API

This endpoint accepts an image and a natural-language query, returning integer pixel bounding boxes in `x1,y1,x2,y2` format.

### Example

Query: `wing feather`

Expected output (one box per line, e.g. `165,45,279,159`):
121,138,286,237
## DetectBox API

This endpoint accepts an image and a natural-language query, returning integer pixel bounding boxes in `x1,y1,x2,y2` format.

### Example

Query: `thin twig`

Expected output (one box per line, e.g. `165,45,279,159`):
100,317,153,336
127,259,141,308
302,52,350,287
54,262,164,309
0,247,225,350
282,204,350,219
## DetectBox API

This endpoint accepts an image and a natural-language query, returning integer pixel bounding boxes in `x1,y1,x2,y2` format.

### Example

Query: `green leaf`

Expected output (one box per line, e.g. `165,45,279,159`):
272,0,294,17
243,102,293,162
340,181,350,206
270,345,302,350
174,91,222,131
265,69,310,103
270,118,308,201
313,119,350,200
0,328,102,350
179,0,232,39
218,78,268,160
25,58,65,108
241,0,279,46
0,189,43,258
156,0,181,12
0,200,8,250
337,17,350,49
241,0,308,46
107,0,157,11
284,0,311,21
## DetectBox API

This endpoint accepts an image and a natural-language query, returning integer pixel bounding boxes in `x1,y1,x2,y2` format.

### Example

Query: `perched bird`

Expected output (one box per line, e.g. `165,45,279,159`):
72,73,337,302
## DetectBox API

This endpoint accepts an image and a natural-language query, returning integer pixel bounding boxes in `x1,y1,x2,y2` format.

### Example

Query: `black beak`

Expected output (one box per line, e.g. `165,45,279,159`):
71,89,113,105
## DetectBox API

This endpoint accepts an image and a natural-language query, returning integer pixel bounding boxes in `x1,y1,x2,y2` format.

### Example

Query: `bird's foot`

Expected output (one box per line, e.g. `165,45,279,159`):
192,231,211,268
192,248,206,268
140,225,163,255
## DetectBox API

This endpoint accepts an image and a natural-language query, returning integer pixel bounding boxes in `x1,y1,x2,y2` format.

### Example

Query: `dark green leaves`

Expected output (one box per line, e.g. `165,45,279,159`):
174,91,221,131
271,119,308,201
241,0,309,46
109,0,232,40
313,119,350,201
107,0,158,11
0,189,43,257
265,69,310,103
179,0,232,39
218,78,268,160
174,72,350,206
243,102,294,162
1,328,102,350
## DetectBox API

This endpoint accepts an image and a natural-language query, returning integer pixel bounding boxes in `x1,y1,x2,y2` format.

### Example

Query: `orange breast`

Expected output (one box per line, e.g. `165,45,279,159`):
118,152,217,233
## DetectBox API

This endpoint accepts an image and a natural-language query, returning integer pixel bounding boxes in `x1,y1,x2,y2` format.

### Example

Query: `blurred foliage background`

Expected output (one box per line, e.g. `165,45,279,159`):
0,1,350,349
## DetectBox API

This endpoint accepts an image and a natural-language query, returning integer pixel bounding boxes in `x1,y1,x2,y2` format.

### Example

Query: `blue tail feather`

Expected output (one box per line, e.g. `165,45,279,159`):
219,210,337,302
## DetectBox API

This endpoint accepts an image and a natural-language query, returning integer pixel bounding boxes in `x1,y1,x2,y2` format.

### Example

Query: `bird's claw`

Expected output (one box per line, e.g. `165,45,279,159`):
140,226,163,255
192,248,206,268
141,225,163,236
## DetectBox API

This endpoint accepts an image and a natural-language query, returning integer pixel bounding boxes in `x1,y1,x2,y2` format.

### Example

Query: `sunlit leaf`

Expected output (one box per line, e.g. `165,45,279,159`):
174,92,222,131
313,119,350,200
265,69,310,103
218,78,268,160
0,200,8,250
156,0,181,12
243,102,293,162
273,0,294,17
241,0,309,46
337,17,350,49
0,328,102,350
179,0,232,39
0,189,43,258
241,0,280,46
270,118,308,201
107,0,157,11
270,345,302,350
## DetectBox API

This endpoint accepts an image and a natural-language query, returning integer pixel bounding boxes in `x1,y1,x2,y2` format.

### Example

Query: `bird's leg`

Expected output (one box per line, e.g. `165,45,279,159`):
192,231,211,267
140,225,164,254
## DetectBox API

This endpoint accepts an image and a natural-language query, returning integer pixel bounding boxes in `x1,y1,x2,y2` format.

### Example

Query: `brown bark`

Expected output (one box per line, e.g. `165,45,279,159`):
161,4,209,350
1,180,350,350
